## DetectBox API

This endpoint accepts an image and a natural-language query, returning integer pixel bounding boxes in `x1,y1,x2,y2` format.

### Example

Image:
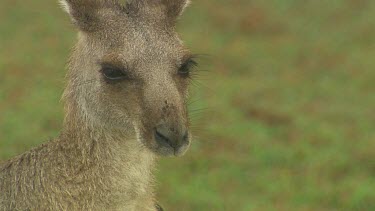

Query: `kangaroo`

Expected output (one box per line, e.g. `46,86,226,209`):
0,0,195,210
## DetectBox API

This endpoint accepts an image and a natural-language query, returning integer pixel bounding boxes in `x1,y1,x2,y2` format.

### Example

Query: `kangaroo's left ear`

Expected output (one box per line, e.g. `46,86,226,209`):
59,0,119,32
163,0,191,19
127,0,190,23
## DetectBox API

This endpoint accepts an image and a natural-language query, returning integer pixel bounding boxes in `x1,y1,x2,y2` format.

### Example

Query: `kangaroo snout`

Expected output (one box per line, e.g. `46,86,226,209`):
154,123,189,155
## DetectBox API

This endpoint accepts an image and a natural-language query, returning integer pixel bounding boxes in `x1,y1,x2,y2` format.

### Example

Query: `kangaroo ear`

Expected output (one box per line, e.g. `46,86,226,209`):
163,0,190,19
59,0,116,31
127,0,190,23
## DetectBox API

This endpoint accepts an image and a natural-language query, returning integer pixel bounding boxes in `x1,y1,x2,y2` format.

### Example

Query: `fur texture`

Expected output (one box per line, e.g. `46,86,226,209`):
0,0,192,210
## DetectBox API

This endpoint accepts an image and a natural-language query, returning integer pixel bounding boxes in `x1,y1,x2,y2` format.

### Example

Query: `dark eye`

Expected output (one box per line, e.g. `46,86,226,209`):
178,59,198,78
101,67,127,82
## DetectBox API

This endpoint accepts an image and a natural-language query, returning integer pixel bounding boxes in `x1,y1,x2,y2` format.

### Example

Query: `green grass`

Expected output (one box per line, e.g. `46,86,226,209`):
1,0,375,210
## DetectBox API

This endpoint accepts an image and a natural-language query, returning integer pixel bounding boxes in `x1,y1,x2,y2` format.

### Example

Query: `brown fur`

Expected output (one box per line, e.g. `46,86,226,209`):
0,0,192,210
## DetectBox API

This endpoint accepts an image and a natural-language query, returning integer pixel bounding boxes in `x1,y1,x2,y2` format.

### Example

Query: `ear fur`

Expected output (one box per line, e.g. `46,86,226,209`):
59,0,190,30
59,0,118,31
127,0,190,22
59,0,72,14
163,0,191,19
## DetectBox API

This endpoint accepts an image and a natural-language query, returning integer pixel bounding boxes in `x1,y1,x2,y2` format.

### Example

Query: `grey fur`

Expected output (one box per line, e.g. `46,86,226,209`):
0,0,192,210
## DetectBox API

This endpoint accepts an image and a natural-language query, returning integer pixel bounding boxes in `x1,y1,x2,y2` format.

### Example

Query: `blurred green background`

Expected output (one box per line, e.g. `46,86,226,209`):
1,0,375,210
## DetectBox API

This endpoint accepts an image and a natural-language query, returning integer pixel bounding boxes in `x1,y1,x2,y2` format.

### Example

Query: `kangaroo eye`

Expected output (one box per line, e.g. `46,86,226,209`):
101,67,127,82
178,59,198,78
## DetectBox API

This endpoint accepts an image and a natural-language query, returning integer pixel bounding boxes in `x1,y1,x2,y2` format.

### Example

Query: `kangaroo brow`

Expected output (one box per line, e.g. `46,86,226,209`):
99,54,132,71
175,53,194,65
100,53,196,71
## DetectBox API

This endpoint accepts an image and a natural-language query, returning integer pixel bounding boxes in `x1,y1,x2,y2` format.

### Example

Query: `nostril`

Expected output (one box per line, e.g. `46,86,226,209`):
154,129,174,148
182,131,189,142
154,125,189,150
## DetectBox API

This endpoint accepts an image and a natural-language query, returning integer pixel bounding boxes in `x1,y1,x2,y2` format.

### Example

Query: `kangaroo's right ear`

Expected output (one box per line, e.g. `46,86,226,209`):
59,0,117,32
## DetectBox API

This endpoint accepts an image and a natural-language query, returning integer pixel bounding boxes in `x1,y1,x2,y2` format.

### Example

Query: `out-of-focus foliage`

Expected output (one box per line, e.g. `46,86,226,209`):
1,0,375,210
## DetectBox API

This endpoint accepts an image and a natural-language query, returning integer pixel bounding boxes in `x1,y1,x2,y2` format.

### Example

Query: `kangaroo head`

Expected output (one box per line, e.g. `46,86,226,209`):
61,0,194,156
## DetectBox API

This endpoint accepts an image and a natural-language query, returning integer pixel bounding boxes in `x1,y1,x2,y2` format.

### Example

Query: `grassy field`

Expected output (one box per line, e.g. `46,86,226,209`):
1,0,375,210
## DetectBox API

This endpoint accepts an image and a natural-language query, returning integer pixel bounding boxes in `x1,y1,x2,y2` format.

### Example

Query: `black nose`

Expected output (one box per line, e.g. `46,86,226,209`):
154,124,189,149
